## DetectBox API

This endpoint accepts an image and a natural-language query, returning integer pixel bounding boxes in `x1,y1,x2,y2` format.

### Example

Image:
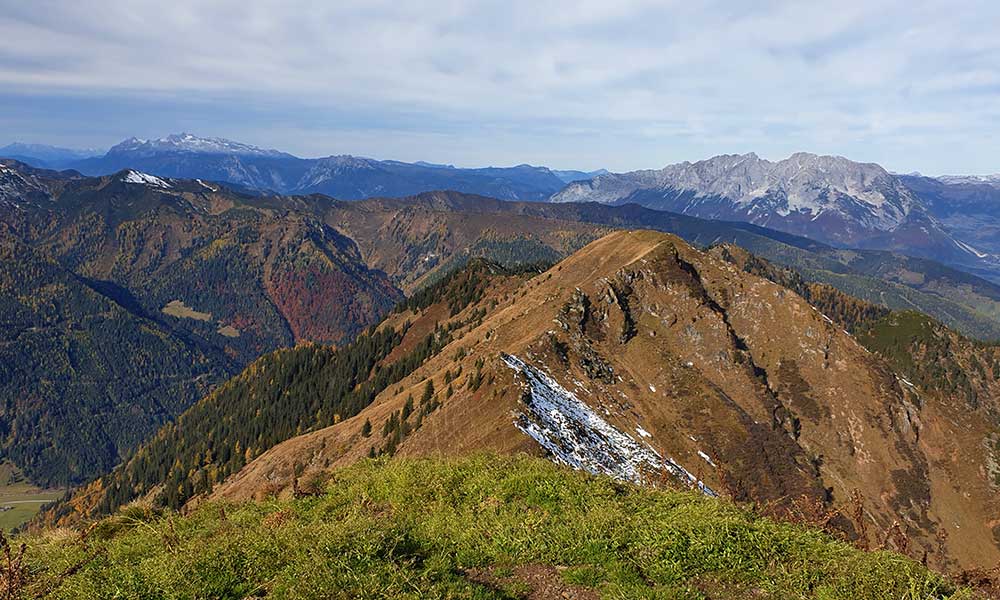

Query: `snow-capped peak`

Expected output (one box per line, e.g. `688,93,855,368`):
935,174,1000,187
107,133,292,158
122,170,172,189
550,151,916,233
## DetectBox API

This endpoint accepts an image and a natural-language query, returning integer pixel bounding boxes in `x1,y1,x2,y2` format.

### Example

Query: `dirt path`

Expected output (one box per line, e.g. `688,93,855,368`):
465,565,600,600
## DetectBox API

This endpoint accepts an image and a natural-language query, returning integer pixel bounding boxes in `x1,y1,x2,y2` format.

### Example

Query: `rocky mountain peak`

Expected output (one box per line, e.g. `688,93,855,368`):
550,151,918,242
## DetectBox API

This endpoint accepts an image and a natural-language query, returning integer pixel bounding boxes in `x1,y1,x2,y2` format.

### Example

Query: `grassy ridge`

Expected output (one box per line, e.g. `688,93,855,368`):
23,456,967,599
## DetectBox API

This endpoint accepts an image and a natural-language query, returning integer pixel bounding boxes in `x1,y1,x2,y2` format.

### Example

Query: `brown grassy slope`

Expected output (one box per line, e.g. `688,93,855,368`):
210,230,1000,572
321,192,610,291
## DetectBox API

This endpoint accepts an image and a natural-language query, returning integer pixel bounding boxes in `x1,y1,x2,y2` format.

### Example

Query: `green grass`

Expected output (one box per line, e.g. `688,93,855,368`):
0,462,61,531
22,455,970,599
161,299,213,322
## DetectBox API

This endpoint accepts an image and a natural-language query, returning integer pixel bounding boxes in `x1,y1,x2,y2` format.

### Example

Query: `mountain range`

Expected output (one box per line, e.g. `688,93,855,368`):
7,133,596,201
0,142,102,169
552,152,1000,283
5,141,1000,581
6,134,999,286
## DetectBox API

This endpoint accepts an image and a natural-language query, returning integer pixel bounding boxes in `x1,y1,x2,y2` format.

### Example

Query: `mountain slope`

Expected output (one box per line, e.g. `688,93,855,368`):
0,163,404,487
551,153,1000,281
0,222,230,487
41,260,527,519
218,231,1000,571
317,193,1000,340
51,231,1000,572
899,174,1000,274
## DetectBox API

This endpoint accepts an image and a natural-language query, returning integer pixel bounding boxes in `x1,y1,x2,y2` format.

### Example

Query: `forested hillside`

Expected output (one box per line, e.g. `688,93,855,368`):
0,164,404,488
0,223,229,487
41,260,529,522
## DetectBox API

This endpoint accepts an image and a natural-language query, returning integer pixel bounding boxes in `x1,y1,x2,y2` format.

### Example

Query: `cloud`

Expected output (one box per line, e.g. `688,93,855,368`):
0,0,998,173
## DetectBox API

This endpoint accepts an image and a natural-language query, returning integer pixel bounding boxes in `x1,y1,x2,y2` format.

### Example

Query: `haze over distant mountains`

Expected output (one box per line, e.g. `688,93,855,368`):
0,142,103,168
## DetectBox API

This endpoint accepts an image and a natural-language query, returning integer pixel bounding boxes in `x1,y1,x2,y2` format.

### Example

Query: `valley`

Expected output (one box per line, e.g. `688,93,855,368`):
0,463,60,531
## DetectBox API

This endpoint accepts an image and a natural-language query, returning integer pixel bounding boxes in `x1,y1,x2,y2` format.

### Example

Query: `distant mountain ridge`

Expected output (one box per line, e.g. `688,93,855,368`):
936,174,1000,186
551,152,1000,282
552,152,917,236
39,133,586,201
0,142,101,168
7,136,999,284
105,133,293,158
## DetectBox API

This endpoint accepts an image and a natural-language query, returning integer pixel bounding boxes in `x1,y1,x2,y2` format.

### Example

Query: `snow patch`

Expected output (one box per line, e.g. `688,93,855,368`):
123,170,171,189
503,353,714,495
954,239,989,259
195,179,218,192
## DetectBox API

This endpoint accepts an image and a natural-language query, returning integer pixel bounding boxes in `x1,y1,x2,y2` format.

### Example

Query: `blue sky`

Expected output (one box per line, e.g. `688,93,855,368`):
1,0,999,174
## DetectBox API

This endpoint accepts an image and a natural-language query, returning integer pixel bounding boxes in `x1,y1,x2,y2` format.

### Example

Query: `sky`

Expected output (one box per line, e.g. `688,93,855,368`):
1,0,999,174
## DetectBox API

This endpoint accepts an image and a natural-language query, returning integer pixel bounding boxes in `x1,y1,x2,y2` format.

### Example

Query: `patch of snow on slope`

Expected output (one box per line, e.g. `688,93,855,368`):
503,353,715,495
195,179,218,192
954,239,989,259
123,170,172,189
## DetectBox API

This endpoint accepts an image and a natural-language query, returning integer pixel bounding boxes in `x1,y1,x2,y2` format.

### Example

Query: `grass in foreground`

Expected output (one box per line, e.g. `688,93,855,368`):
19,455,970,599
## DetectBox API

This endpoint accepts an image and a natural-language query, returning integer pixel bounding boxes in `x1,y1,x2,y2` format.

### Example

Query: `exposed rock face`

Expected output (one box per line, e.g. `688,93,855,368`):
552,153,915,235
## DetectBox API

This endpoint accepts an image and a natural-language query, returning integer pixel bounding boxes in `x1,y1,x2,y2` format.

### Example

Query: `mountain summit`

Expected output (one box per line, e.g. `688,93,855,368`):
551,152,917,239
106,133,293,158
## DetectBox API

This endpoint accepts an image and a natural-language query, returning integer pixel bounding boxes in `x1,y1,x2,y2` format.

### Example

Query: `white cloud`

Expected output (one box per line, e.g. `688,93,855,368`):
1,0,999,173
